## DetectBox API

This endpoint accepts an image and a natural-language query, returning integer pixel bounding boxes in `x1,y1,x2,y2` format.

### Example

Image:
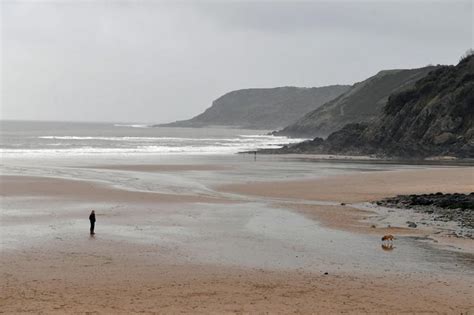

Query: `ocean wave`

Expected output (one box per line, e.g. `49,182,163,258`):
113,124,150,128
8,134,308,157
239,135,276,138
0,143,290,156
37,135,305,143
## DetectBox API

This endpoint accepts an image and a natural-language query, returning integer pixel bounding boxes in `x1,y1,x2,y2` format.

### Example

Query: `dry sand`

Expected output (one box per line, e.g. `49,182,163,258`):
1,166,473,314
219,167,474,203
2,260,472,314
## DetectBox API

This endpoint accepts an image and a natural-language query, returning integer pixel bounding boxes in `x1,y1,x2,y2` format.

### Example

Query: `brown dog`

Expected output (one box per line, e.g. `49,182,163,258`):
381,234,395,242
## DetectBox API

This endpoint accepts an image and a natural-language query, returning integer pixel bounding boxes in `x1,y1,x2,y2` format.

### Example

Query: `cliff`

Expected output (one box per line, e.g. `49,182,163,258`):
275,66,438,138
158,85,349,130
266,55,474,159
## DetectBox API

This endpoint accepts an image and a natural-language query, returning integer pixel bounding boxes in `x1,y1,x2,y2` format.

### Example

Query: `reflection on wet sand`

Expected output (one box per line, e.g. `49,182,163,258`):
381,243,395,251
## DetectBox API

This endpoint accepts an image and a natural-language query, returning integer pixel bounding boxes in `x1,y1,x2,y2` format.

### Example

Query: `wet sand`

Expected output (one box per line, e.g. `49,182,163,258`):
1,163,473,313
220,167,474,251
85,164,232,172
0,175,229,204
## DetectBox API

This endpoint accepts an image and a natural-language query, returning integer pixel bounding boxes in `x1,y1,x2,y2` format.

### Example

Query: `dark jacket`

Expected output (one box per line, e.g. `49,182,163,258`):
89,213,96,223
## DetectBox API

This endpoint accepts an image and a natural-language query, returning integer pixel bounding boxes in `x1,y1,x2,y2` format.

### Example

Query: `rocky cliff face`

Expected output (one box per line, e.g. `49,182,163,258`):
158,86,349,130
268,56,474,159
275,66,437,138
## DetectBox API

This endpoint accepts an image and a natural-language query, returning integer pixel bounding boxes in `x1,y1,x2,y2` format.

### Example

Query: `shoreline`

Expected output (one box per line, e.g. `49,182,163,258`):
244,152,474,166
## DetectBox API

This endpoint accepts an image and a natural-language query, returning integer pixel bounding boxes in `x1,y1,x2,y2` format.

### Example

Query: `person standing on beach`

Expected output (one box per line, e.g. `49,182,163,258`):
89,210,96,235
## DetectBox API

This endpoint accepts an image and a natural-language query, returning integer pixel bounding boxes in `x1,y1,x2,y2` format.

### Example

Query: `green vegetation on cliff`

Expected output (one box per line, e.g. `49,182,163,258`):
275,66,437,138
268,55,474,158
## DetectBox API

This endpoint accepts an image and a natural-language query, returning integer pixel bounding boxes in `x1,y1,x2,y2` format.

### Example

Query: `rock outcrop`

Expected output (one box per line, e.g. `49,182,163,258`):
158,86,349,130
376,193,474,235
265,55,474,159
275,66,438,138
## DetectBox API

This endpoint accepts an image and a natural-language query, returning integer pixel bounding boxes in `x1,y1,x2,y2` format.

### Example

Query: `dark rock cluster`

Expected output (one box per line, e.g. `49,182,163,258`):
376,192,474,235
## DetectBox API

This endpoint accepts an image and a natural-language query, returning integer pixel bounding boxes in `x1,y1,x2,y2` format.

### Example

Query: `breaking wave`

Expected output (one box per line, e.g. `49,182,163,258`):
3,134,307,157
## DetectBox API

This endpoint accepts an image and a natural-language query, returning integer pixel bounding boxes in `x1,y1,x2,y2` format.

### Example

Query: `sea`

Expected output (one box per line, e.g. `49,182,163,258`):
0,120,307,157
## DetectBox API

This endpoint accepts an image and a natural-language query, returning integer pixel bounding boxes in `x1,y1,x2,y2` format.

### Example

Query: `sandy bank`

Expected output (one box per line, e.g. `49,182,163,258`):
263,153,474,165
219,167,473,203
0,175,229,204
84,164,232,172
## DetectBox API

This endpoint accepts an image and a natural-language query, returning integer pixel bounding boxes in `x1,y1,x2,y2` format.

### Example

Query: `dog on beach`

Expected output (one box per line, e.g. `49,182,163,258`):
381,234,395,242
381,235,395,251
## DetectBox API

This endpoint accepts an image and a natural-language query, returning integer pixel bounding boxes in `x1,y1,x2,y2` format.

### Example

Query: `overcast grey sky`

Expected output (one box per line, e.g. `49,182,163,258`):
1,0,472,123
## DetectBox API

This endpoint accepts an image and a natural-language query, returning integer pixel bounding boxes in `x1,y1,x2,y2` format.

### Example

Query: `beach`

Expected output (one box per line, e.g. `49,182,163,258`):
3,1,473,313
1,152,473,313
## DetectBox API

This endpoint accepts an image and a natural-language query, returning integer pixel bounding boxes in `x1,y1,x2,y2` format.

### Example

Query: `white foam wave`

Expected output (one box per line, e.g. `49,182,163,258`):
6,134,308,157
0,143,293,156
113,124,150,128
239,135,275,138
37,135,302,143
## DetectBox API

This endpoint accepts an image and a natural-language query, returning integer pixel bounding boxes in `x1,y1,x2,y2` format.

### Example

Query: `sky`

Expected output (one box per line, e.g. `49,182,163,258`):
1,0,472,123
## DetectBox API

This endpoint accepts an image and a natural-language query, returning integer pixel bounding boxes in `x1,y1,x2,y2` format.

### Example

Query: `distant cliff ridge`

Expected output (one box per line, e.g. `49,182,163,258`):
158,85,350,130
275,66,438,138
264,55,474,159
